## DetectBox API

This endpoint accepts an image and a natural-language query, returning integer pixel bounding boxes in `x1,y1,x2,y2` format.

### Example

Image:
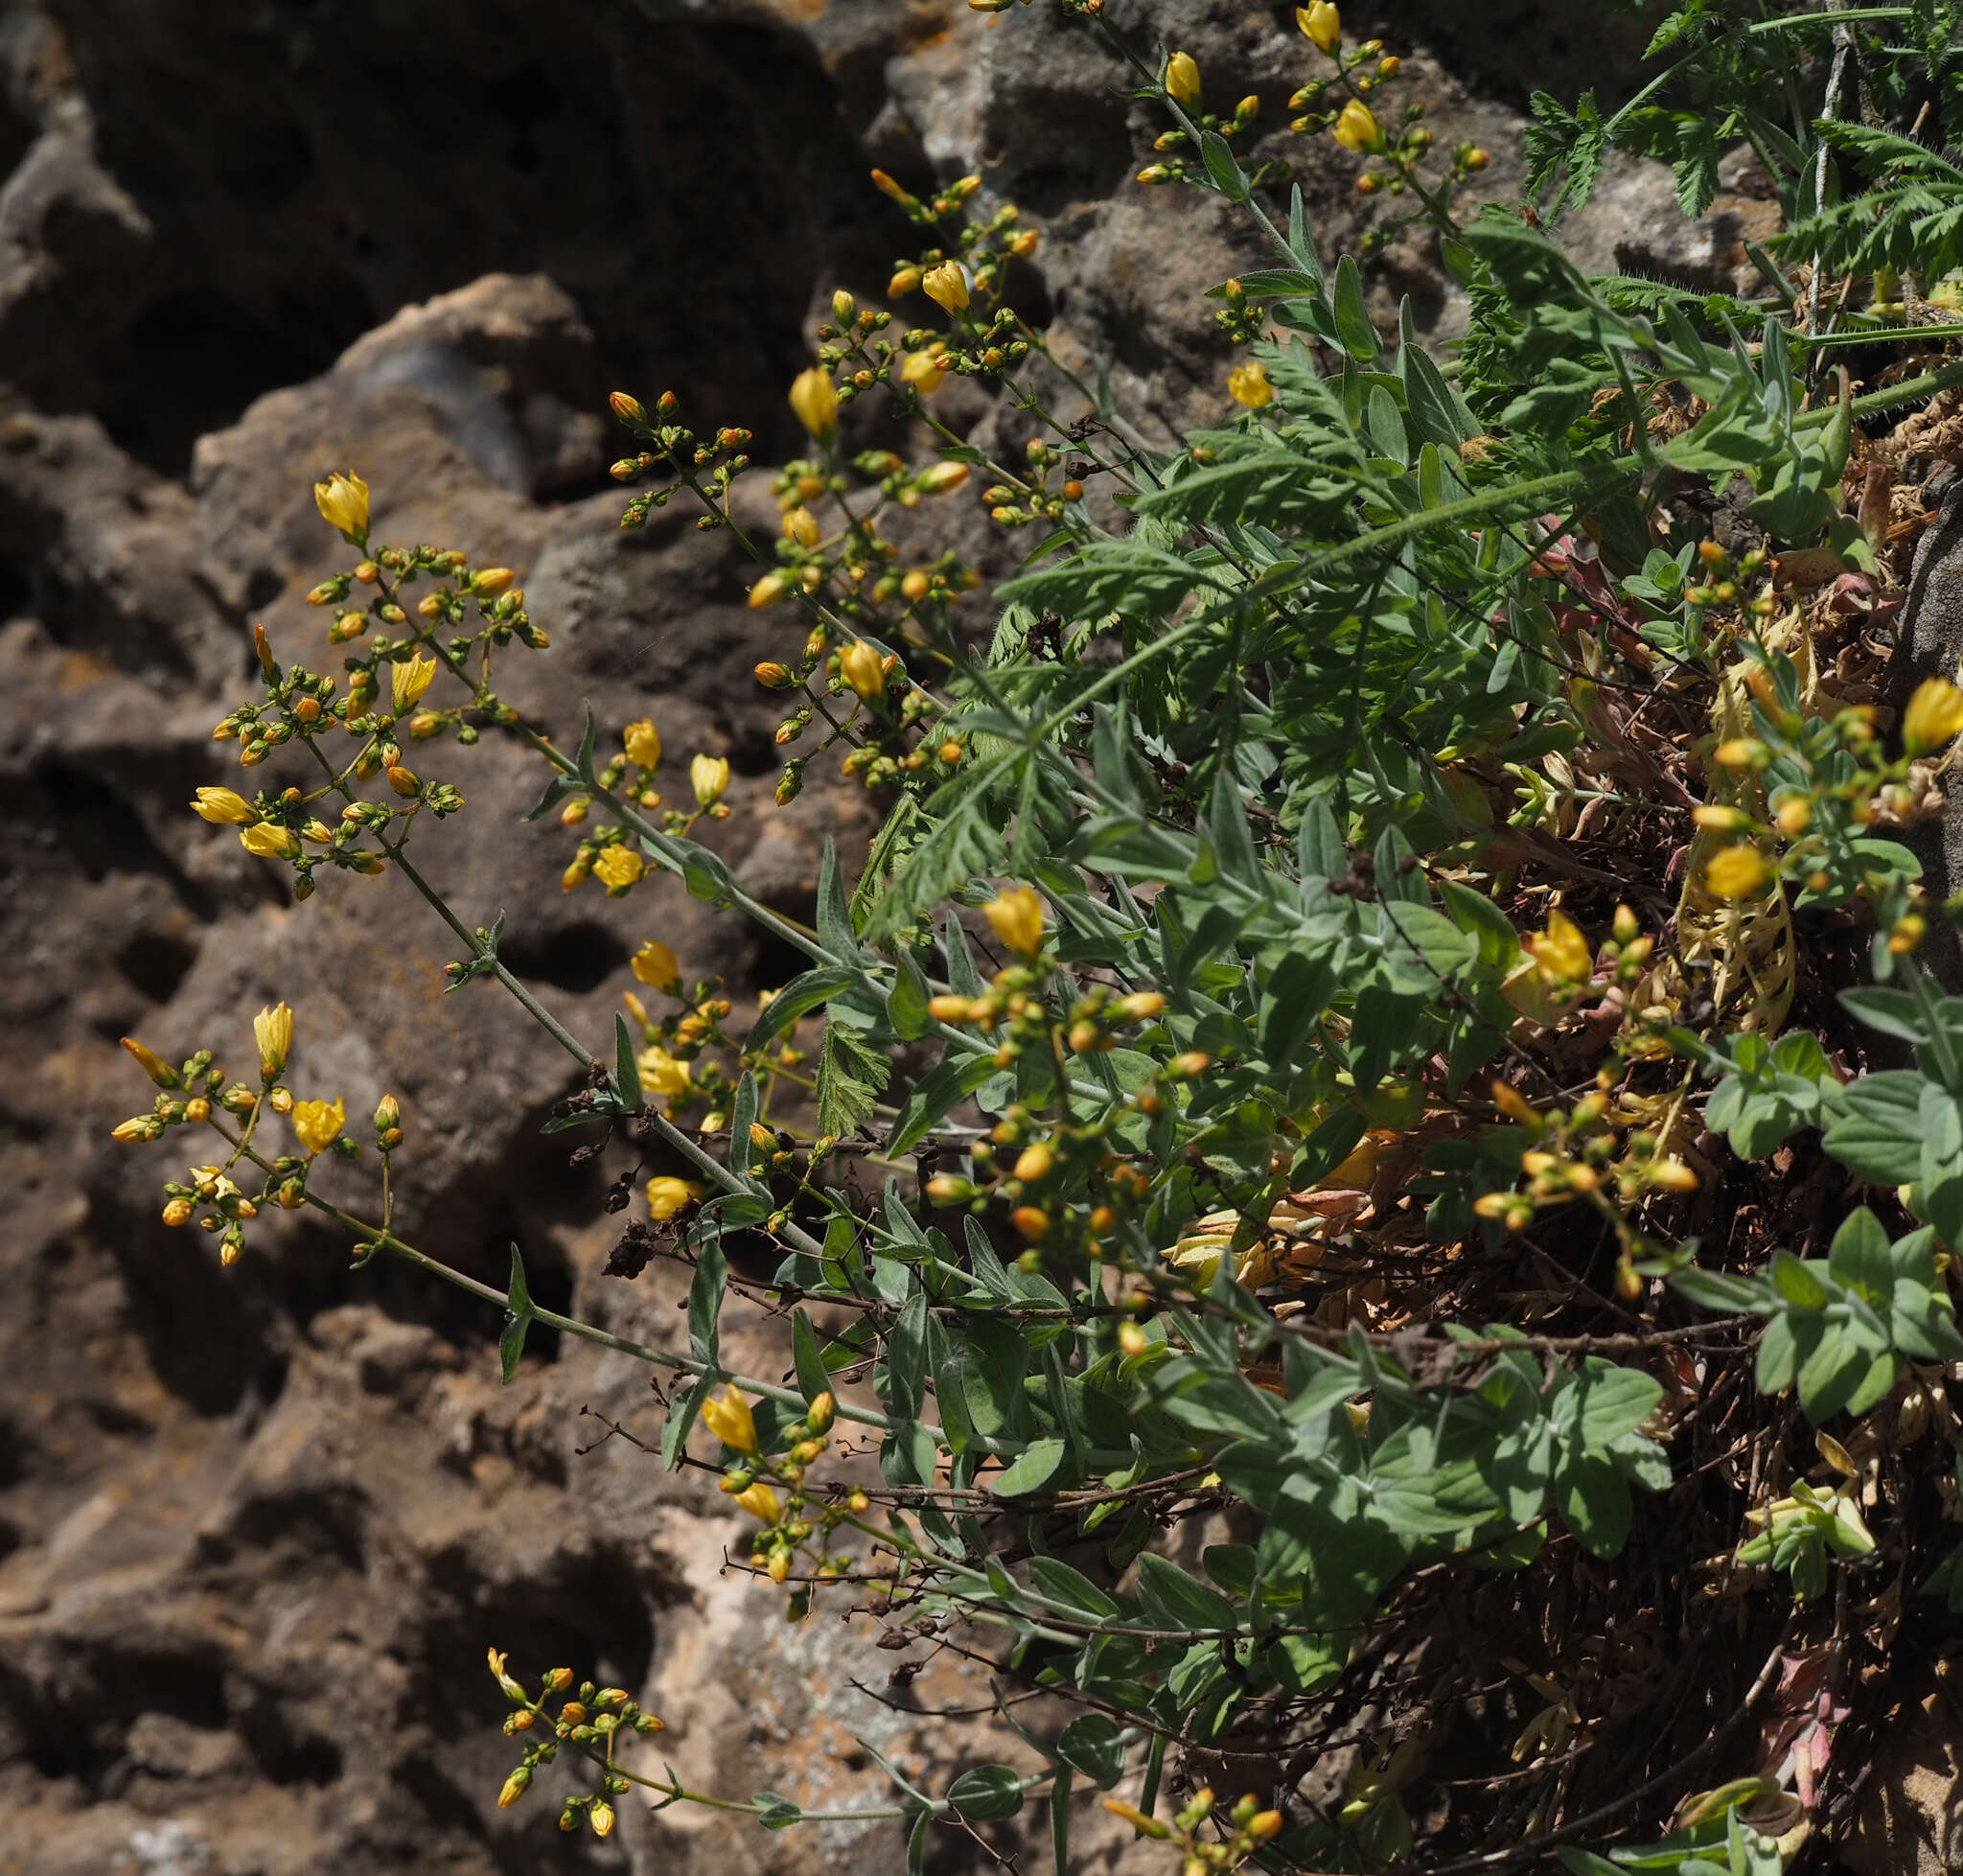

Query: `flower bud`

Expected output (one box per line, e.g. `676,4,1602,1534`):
690,753,730,807
806,1390,834,1433
839,639,887,705
192,786,257,825
831,288,856,322
313,471,370,545
921,262,971,314
1166,50,1201,104
121,1036,180,1088
609,391,647,427
790,366,839,438
497,1765,531,1808
385,765,422,799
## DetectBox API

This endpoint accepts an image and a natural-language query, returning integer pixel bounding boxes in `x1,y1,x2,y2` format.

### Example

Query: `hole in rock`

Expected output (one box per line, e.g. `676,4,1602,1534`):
114,925,198,1004
101,283,375,479
499,919,630,996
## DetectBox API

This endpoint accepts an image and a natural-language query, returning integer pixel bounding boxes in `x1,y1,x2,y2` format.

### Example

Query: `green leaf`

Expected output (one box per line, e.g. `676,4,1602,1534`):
993,1437,1071,1498
1134,1554,1240,1633
748,966,858,1046
498,1242,534,1385
1050,1765,1074,1876
889,950,933,1040
946,1764,1027,1822
1055,1715,1127,1788
1029,1555,1123,1620
613,1014,642,1114
818,1016,891,1139
1769,1250,1828,1311
1556,1451,1632,1557
817,838,864,961
792,1309,830,1406
688,1238,726,1370
1199,129,1248,201
1573,1359,1663,1449
889,1050,1000,1157
1332,255,1379,361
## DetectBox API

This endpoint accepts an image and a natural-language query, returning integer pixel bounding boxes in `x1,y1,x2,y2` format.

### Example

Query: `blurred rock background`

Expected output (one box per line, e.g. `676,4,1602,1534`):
0,3,1724,1870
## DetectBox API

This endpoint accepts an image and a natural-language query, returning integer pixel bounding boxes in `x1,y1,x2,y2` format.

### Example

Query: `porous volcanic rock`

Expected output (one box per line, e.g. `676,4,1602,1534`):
0,1,1737,1871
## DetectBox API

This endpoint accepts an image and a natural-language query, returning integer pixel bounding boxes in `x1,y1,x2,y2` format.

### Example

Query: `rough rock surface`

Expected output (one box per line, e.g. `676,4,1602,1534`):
0,3,1770,1871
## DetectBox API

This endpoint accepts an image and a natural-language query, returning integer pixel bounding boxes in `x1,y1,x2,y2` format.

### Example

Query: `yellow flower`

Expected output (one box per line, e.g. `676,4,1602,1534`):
646,1174,704,1219
391,652,437,716
901,349,949,393
1525,910,1591,983
733,1479,781,1523
624,718,661,770
593,845,645,892
922,261,971,314
691,753,730,807
240,822,300,861
1904,677,1963,755
700,1386,758,1453
1705,845,1770,900
313,471,370,544
1166,50,1202,104
191,787,255,824
1229,360,1273,408
291,1097,345,1155
789,366,839,438
254,1002,293,1079
782,505,820,547
1297,2,1340,51
632,940,681,991
839,640,888,705
1332,99,1380,151
983,885,1045,958
637,1049,692,1098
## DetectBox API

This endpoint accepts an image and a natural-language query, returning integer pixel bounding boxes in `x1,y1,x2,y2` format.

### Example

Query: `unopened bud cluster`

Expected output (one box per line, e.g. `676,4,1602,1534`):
487,1649,663,1838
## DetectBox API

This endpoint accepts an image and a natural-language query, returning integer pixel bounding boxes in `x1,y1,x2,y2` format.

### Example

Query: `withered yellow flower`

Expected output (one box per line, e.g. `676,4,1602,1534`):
789,366,839,438
645,1174,703,1219
1332,99,1380,151
690,753,730,806
632,939,681,990
637,1049,692,1098
839,640,887,705
700,1386,758,1452
592,845,645,892
191,787,256,824
313,471,369,544
623,718,661,770
1297,1,1340,50
254,1002,293,1079
240,822,301,861
1904,677,1963,755
1229,360,1274,408
1166,51,1202,104
291,1097,345,1155
391,653,437,716
1705,845,1770,900
921,262,971,314
1525,909,1591,983
983,885,1045,958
